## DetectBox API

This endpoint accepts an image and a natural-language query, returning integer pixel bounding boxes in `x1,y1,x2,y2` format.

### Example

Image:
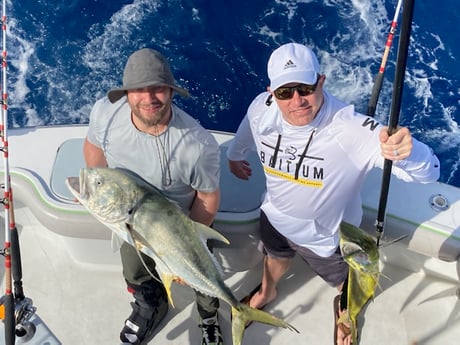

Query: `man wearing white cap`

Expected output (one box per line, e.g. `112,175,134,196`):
227,43,440,344
84,48,223,345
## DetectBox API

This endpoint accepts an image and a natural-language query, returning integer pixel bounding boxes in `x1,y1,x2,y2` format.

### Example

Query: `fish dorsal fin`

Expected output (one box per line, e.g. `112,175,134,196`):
194,221,230,245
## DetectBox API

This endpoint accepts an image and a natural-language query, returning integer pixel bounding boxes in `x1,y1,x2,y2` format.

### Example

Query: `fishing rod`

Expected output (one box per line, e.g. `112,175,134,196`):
0,0,16,342
375,0,416,246
367,0,403,117
0,1,35,343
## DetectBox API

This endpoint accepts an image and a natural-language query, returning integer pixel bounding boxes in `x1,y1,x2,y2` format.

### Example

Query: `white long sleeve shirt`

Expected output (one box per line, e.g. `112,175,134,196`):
227,91,440,257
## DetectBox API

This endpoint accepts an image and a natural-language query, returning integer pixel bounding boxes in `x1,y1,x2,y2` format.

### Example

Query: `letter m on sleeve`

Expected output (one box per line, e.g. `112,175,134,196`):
361,117,379,131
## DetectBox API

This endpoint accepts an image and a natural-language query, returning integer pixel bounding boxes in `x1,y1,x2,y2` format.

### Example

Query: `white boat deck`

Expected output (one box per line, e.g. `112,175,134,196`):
4,203,460,345
0,125,459,344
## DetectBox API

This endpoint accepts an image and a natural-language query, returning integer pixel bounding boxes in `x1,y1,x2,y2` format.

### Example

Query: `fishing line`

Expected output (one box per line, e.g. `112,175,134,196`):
375,0,416,246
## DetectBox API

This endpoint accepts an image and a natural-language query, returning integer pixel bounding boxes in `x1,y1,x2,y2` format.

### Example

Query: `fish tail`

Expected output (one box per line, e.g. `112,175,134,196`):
230,304,299,345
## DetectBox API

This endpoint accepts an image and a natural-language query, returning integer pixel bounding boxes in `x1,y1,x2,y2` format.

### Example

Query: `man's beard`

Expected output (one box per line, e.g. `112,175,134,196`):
133,99,171,128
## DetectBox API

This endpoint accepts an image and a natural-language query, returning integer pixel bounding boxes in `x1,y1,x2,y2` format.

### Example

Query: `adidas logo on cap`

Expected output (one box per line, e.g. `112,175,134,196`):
283,59,296,70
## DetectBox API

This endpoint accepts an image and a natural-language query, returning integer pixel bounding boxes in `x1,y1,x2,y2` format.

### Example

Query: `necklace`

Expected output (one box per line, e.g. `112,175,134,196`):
153,126,172,186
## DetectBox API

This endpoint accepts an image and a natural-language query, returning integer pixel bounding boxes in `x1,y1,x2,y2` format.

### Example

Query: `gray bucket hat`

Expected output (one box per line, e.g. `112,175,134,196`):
107,48,190,103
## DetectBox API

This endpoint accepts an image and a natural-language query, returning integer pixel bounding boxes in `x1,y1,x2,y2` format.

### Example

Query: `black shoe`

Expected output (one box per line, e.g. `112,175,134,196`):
120,289,168,344
200,314,223,345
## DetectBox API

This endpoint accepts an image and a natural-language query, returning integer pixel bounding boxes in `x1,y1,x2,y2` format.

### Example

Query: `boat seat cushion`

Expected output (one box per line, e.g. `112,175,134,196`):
51,138,266,213
51,138,86,201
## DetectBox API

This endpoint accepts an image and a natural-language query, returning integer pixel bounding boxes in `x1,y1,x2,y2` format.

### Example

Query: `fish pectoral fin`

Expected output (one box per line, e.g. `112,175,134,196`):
125,223,151,249
375,272,387,290
125,223,171,268
194,222,230,245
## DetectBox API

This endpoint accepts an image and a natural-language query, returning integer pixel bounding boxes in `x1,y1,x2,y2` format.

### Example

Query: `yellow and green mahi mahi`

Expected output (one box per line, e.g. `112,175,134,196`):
66,167,299,345
339,222,380,344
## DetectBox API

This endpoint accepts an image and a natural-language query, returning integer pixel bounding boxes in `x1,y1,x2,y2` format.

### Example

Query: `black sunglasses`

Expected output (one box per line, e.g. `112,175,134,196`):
273,75,320,100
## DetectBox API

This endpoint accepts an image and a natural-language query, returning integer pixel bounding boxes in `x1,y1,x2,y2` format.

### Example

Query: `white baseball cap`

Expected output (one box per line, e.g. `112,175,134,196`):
267,43,321,91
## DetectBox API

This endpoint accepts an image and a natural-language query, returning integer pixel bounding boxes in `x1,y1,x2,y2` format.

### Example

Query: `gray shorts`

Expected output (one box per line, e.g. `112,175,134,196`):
258,211,349,287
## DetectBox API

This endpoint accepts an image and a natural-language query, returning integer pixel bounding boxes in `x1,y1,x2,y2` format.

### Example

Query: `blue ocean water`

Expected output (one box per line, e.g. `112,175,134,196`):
4,0,460,187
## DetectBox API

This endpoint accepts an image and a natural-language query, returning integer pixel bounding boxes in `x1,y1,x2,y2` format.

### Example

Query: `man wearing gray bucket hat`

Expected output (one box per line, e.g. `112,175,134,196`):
106,48,190,103
84,48,223,345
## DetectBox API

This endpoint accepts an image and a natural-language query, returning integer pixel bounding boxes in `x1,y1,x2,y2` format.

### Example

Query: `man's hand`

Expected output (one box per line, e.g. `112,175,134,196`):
379,126,413,160
228,160,252,180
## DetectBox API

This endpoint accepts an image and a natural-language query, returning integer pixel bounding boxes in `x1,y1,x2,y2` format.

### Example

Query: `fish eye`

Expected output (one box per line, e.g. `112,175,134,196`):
354,251,371,265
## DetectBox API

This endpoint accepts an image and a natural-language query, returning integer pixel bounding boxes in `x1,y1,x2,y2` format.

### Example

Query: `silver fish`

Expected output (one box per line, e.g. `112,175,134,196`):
66,167,298,345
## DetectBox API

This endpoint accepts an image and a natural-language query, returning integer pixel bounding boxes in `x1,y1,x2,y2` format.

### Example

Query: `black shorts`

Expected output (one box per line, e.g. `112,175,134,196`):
258,210,349,287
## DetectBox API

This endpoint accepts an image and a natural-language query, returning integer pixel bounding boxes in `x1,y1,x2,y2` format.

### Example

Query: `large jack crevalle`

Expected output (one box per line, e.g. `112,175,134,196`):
66,167,298,345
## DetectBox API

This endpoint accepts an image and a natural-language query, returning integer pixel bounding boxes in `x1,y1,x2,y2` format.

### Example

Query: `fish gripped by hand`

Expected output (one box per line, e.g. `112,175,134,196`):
339,222,380,344
66,167,299,345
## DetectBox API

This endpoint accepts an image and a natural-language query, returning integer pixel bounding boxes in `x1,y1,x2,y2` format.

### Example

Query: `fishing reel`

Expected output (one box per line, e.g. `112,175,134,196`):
14,297,37,341
0,295,37,341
